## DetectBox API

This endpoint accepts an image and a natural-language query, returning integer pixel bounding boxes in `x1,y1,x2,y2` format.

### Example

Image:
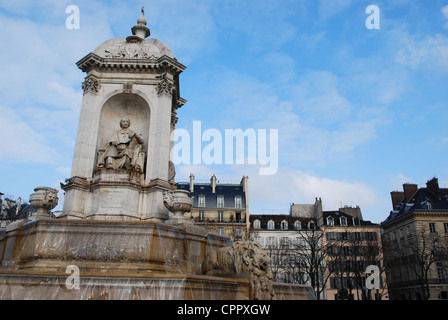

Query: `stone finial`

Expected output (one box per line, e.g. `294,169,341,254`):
131,7,150,40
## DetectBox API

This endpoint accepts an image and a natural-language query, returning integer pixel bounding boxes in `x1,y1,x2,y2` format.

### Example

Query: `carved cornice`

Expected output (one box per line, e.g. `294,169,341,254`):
76,53,186,74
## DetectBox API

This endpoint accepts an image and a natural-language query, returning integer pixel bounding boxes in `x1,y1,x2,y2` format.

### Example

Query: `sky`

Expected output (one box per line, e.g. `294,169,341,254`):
1,0,448,224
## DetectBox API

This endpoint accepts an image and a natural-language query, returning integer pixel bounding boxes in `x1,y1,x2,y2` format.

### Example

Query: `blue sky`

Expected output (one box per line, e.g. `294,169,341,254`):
1,0,448,224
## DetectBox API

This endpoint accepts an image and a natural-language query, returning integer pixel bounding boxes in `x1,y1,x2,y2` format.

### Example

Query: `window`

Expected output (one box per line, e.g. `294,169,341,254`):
217,227,224,235
198,195,206,208
340,217,347,226
294,221,301,230
235,228,242,239
444,223,448,234
218,211,224,222
429,223,437,234
235,212,241,222
267,237,275,247
308,221,315,230
437,262,446,282
198,211,204,222
326,232,336,241
327,217,334,226
281,220,288,230
267,220,275,230
234,196,242,208
407,225,413,238
217,195,224,208
253,220,261,229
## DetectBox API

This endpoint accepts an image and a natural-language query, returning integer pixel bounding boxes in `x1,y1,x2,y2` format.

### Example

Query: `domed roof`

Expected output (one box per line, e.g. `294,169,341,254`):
92,37,174,59
92,7,173,60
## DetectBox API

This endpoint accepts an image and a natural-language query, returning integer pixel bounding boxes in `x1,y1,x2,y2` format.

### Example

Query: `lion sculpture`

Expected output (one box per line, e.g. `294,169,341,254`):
202,241,275,300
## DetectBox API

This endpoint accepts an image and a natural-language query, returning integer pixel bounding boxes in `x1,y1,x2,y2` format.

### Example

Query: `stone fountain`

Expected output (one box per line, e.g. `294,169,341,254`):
0,10,315,300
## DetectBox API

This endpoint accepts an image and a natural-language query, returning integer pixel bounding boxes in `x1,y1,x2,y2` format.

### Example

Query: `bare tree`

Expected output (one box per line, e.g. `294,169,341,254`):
383,225,448,300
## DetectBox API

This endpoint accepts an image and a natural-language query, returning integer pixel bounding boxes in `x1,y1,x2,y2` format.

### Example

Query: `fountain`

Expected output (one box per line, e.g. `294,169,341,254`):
0,9,315,300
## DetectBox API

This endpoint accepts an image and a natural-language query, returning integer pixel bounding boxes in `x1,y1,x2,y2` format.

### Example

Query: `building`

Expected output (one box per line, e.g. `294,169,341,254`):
176,174,249,241
250,199,323,295
381,177,448,300
0,194,36,228
322,207,387,300
250,200,387,300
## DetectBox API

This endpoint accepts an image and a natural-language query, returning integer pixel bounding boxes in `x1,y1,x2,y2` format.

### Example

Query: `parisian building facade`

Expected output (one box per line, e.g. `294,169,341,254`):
250,200,387,300
176,174,250,241
382,177,448,300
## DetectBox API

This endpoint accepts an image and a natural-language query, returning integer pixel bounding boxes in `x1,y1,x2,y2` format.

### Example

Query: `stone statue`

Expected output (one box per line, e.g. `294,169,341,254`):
97,118,145,172
202,241,275,300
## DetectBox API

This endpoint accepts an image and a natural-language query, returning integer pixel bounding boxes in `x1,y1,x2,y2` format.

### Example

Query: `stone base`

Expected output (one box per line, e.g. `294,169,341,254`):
60,174,174,222
0,270,313,300
0,219,315,300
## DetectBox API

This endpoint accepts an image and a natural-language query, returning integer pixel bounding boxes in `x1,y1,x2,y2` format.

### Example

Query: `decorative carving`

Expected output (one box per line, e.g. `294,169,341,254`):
29,187,59,218
82,77,101,94
163,190,194,224
202,241,275,300
123,82,133,94
104,43,155,59
171,110,178,129
168,160,176,185
97,118,145,172
156,78,175,96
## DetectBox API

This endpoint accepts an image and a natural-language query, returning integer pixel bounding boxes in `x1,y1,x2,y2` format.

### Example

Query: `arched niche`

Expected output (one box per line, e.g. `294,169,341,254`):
96,93,150,172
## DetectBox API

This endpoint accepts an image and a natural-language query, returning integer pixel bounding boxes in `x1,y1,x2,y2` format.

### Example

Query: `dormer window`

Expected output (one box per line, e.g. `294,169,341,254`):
198,195,206,208
267,220,275,230
217,195,224,208
281,220,288,230
294,221,301,230
326,217,334,226
352,217,360,226
340,216,347,226
234,196,242,208
253,220,261,229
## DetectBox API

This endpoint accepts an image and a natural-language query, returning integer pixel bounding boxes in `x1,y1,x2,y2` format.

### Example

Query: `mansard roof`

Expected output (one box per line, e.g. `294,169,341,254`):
382,186,448,225
250,214,316,230
176,182,246,209
322,211,377,227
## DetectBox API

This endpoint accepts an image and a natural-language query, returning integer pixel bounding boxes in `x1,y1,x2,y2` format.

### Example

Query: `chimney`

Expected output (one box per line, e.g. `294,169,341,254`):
390,191,405,209
339,205,363,220
241,176,248,192
426,177,441,199
403,183,418,202
189,173,195,192
211,174,216,193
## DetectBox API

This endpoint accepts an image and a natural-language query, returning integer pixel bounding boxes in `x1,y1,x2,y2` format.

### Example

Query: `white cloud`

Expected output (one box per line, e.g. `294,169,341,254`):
209,164,378,214
395,33,448,72
0,106,60,163
442,5,448,28
390,173,414,190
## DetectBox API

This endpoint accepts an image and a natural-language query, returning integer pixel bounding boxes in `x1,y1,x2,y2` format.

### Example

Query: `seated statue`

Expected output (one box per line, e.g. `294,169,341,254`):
97,118,145,172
